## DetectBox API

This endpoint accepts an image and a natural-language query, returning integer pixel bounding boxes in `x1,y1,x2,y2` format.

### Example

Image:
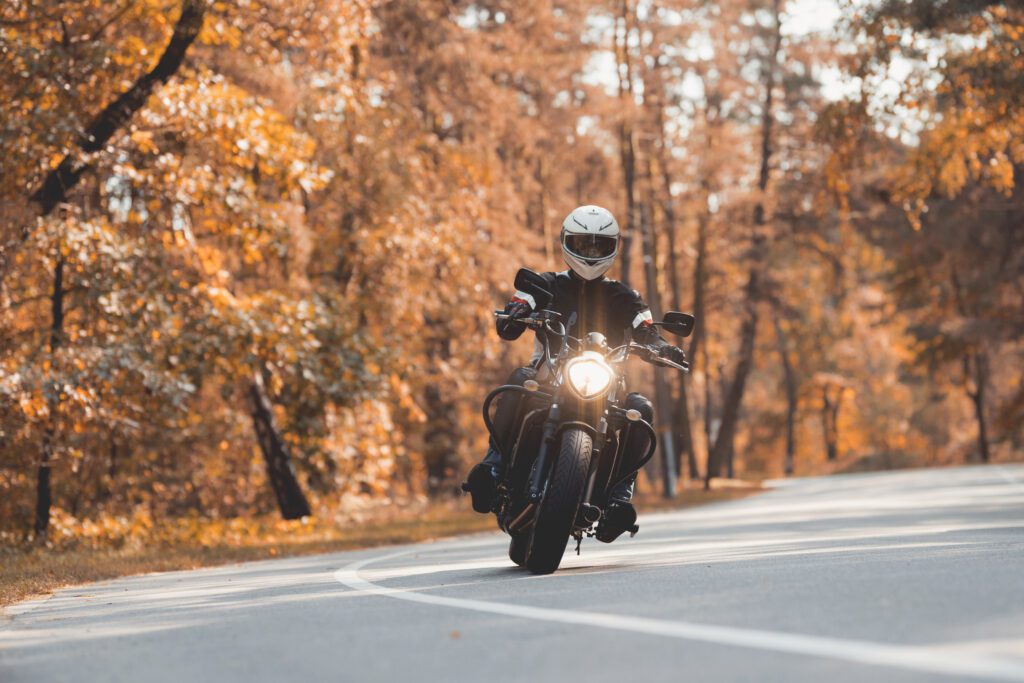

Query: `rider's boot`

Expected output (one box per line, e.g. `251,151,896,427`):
462,446,502,513
596,475,638,543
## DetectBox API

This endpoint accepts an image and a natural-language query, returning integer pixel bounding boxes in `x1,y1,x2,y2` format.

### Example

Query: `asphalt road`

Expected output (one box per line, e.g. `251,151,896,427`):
3,465,1023,682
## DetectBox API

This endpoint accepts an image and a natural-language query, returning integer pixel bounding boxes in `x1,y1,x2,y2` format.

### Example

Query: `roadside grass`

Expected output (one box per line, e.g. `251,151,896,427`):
1,484,757,610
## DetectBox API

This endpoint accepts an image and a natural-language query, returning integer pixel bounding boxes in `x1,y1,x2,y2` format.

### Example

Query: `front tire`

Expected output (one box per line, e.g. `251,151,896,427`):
525,428,592,574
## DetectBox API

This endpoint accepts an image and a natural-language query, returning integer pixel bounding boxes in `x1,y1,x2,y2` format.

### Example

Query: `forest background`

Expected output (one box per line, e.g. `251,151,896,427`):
1,0,1021,553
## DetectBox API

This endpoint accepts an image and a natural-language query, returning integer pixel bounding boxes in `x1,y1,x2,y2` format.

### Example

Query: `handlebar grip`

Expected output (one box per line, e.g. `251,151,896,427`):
494,311,542,327
639,348,689,373
658,358,690,372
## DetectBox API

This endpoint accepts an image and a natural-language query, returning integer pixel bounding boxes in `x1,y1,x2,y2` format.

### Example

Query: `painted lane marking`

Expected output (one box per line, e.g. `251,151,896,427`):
334,550,1024,682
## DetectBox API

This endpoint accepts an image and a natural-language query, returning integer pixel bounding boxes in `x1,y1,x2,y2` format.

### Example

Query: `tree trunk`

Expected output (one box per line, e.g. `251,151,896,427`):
639,197,677,497
650,79,699,481
35,256,65,538
689,188,709,372
691,89,720,488
721,359,737,479
674,382,698,480
965,352,991,463
708,282,759,480
950,269,992,464
35,427,55,539
29,0,206,217
615,2,637,287
696,208,715,485
248,370,311,520
655,196,697,483
535,157,555,268
702,352,715,489
618,130,637,288
707,0,781,483
821,385,841,462
774,318,797,476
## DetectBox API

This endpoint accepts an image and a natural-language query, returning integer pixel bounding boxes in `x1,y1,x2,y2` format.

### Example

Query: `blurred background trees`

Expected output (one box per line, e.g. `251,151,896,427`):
1,0,1020,541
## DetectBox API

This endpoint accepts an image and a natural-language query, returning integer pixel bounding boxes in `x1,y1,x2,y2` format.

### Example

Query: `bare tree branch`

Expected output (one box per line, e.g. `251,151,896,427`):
28,0,208,218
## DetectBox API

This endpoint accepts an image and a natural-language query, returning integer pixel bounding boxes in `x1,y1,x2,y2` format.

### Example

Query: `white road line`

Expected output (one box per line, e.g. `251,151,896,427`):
334,549,1024,682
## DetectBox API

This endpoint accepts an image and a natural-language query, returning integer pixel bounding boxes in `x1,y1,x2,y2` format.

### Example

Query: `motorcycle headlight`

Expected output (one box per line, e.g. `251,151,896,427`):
565,352,614,399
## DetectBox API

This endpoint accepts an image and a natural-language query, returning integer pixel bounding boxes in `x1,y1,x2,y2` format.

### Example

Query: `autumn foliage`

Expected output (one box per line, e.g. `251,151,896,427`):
1,0,1020,544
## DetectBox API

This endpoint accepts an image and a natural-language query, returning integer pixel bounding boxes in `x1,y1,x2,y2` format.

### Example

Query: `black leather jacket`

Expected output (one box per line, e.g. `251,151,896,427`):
496,270,668,353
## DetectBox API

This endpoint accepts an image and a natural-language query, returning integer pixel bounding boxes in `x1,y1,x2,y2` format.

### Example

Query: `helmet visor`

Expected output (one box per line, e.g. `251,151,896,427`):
564,234,618,260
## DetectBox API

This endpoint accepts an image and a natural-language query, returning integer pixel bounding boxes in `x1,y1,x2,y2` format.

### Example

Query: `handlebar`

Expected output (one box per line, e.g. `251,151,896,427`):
494,310,547,330
627,343,690,373
493,309,690,374
653,357,690,372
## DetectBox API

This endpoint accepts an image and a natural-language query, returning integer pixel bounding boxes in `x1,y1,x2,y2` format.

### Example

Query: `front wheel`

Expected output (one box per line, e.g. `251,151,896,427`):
525,428,593,574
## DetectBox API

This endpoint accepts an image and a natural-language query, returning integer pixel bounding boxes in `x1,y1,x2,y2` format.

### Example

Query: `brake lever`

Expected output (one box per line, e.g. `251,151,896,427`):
630,343,690,373
494,311,543,327
654,357,690,372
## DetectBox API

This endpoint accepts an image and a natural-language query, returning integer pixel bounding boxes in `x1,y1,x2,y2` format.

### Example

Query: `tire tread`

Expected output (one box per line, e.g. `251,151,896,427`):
526,429,592,574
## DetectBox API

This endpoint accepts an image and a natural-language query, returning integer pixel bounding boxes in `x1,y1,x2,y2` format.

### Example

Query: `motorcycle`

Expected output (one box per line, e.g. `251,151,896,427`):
481,268,693,574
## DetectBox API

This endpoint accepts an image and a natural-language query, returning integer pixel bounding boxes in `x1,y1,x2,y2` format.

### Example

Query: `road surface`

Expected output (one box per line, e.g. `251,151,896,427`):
3,465,1023,682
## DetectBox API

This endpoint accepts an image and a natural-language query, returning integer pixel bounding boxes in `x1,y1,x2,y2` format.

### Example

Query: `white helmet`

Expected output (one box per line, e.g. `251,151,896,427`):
560,205,620,280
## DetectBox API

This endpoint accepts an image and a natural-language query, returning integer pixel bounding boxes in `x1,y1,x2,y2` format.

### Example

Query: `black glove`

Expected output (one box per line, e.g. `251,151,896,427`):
658,344,686,366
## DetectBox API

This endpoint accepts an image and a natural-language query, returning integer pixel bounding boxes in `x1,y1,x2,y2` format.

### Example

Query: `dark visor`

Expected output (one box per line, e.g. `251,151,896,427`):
564,233,618,260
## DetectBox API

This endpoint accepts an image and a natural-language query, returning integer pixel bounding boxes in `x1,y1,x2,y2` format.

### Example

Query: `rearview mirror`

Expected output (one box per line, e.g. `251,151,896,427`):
513,268,553,310
656,312,695,338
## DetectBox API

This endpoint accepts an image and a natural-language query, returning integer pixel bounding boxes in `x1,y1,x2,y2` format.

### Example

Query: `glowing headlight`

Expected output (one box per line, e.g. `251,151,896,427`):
566,352,614,399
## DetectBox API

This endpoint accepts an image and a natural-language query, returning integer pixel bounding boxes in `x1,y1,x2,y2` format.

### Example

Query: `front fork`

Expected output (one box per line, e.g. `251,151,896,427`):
526,405,562,501
501,405,560,535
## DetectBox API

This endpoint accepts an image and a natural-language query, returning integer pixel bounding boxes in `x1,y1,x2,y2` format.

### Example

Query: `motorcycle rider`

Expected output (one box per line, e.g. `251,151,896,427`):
464,205,686,541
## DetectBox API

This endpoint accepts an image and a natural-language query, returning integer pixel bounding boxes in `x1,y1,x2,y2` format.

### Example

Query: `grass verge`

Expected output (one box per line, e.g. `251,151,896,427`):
1,485,757,610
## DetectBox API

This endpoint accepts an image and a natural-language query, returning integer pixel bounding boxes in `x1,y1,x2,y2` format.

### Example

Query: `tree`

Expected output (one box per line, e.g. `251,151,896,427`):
824,0,1024,463
3,0,1020,546
706,0,782,484
1,0,375,533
